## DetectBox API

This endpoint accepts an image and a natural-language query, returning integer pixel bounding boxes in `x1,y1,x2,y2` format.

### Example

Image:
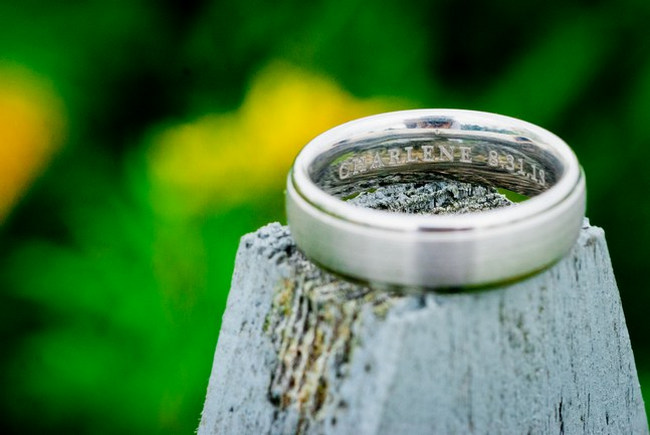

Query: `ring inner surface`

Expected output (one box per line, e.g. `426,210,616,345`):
309,129,563,201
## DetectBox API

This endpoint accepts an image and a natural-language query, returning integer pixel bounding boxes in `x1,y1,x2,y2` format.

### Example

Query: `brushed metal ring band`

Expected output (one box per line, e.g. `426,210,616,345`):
286,109,586,289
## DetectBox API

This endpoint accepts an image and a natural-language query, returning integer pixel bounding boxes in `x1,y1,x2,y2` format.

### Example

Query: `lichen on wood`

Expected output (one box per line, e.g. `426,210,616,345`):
198,179,648,435
262,179,512,429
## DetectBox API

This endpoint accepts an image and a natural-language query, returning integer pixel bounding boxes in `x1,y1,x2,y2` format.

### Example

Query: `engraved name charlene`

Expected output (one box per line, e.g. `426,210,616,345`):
337,144,546,187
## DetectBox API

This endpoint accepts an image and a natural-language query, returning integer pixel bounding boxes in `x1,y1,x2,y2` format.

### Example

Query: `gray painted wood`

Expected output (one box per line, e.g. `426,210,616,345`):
199,220,648,434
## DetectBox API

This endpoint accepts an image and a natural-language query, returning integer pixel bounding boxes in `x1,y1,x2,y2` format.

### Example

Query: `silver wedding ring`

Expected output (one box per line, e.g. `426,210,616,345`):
286,109,585,289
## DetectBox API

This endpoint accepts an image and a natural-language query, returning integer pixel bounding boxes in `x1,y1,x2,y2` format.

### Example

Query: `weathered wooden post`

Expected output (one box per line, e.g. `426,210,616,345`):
198,181,648,434
199,110,648,434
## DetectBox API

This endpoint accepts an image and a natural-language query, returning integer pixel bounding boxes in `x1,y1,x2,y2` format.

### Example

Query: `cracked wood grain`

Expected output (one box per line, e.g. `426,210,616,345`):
199,181,648,435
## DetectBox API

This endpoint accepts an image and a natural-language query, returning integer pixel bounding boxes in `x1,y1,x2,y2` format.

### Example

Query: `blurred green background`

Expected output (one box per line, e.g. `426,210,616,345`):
1,0,649,432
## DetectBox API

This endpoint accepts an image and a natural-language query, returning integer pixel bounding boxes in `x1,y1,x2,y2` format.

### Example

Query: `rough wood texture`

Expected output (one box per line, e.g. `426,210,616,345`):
199,220,648,434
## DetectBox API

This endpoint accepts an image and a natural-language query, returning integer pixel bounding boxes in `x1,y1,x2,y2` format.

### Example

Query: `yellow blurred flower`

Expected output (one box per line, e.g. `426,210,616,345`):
0,64,66,222
147,62,406,217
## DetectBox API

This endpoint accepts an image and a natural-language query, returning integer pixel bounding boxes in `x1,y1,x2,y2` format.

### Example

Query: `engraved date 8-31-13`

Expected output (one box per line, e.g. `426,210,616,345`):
337,144,546,187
